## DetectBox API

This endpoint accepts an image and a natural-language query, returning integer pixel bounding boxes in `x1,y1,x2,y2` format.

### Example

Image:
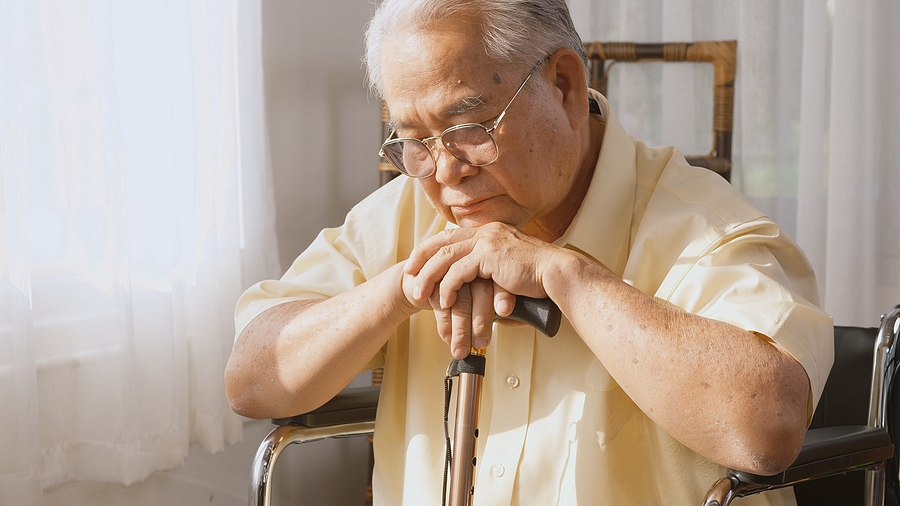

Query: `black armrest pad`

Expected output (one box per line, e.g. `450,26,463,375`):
733,425,893,485
794,426,892,465
272,386,381,428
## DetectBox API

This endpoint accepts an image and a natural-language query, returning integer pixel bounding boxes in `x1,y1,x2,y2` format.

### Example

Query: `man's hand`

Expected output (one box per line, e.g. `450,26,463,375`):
402,264,516,358
403,222,563,357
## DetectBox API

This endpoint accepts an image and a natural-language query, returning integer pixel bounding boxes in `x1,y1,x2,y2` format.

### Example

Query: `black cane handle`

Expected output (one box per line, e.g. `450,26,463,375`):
501,296,562,337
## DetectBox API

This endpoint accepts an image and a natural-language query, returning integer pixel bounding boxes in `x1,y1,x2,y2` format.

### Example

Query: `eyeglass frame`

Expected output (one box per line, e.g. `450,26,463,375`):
378,55,551,179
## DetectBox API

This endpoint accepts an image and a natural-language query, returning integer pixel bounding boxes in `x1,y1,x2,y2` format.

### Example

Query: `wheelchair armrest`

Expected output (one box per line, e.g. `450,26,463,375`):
733,425,893,486
704,425,894,505
272,386,381,428
253,386,380,506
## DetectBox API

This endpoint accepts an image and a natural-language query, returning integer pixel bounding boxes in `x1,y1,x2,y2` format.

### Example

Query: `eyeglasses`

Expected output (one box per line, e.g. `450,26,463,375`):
379,57,549,178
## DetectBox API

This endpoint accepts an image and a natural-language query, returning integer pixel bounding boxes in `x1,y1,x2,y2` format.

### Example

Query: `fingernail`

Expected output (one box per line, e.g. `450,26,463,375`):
413,285,422,300
473,338,489,349
496,299,511,315
440,296,446,309
403,259,411,272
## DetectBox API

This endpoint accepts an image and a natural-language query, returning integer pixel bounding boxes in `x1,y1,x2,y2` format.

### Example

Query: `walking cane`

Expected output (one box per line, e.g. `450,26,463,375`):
443,296,562,506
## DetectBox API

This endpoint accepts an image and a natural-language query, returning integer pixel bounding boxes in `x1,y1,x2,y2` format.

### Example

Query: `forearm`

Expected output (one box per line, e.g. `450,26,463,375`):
225,262,418,419
545,250,810,475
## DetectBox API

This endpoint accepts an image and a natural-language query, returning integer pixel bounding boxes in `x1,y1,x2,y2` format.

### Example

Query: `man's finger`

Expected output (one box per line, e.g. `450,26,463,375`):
435,307,452,344
471,278,494,350
493,283,516,317
415,240,476,306
450,284,473,358
404,228,475,275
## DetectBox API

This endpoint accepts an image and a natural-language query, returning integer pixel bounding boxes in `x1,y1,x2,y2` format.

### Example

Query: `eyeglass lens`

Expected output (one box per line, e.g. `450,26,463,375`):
381,124,498,177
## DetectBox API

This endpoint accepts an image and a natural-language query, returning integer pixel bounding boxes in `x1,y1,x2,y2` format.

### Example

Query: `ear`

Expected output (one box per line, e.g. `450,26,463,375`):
544,47,590,131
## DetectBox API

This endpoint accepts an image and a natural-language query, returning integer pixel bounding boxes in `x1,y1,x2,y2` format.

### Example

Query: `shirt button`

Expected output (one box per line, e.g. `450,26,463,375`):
506,375,519,388
492,464,505,477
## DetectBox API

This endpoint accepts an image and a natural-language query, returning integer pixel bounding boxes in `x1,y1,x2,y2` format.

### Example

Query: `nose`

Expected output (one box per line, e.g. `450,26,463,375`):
431,141,479,185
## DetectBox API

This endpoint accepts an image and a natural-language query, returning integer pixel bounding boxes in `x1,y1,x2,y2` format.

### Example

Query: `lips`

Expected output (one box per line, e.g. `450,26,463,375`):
449,196,494,216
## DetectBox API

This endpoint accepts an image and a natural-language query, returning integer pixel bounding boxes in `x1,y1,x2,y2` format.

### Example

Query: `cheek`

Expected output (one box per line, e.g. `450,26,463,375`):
509,119,578,192
417,179,456,221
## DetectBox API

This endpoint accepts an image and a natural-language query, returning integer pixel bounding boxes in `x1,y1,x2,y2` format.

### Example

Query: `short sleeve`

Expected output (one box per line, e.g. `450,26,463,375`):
662,219,834,410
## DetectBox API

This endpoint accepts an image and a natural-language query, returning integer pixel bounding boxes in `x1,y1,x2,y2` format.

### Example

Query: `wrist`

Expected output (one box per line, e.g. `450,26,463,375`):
543,247,610,304
388,261,422,318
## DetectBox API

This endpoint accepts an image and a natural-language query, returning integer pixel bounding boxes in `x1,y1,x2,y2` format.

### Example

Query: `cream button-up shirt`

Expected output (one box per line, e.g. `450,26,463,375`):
235,93,833,505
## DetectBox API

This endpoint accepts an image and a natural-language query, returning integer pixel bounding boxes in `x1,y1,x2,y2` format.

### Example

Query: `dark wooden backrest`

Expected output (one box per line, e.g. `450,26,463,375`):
583,40,737,181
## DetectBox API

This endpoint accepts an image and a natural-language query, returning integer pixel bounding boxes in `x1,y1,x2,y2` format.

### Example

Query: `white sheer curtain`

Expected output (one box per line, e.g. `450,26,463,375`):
0,0,277,503
796,0,900,327
568,0,900,326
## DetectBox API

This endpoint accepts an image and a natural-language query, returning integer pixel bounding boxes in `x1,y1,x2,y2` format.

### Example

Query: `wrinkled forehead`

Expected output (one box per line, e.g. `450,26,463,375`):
380,20,512,130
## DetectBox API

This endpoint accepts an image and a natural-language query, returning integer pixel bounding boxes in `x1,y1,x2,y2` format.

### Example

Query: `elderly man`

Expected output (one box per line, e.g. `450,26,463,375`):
225,0,833,504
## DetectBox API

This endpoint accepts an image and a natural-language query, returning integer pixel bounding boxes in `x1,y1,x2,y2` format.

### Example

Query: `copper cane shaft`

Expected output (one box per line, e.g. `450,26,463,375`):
448,349,485,506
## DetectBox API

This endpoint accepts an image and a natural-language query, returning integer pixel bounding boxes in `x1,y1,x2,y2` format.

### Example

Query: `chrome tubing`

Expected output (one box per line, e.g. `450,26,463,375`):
249,421,375,506
701,477,739,506
868,305,900,430
866,305,900,506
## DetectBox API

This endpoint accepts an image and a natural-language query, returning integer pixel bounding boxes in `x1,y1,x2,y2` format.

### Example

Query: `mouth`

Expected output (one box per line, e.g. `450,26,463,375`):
449,196,495,217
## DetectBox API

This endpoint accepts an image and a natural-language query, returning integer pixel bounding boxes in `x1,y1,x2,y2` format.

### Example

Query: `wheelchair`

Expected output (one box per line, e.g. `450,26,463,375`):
248,304,900,506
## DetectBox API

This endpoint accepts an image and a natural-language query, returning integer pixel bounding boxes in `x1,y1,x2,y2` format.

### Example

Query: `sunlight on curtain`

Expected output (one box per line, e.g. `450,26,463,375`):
568,0,900,326
797,0,900,326
0,0,277,502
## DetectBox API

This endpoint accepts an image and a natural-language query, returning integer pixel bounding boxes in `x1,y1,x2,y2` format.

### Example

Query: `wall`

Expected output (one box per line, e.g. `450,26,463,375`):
263,0,382,269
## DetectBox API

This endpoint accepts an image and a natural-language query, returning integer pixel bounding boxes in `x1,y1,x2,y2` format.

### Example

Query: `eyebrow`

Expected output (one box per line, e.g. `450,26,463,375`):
387,94,488,132
446,95,486,115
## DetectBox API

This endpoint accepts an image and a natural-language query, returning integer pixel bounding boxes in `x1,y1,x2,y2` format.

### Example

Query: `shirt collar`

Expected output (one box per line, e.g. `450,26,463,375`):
555,91,636,277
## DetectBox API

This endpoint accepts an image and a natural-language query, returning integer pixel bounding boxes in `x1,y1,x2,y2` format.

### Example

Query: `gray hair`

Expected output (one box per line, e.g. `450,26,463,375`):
363,0,589,98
